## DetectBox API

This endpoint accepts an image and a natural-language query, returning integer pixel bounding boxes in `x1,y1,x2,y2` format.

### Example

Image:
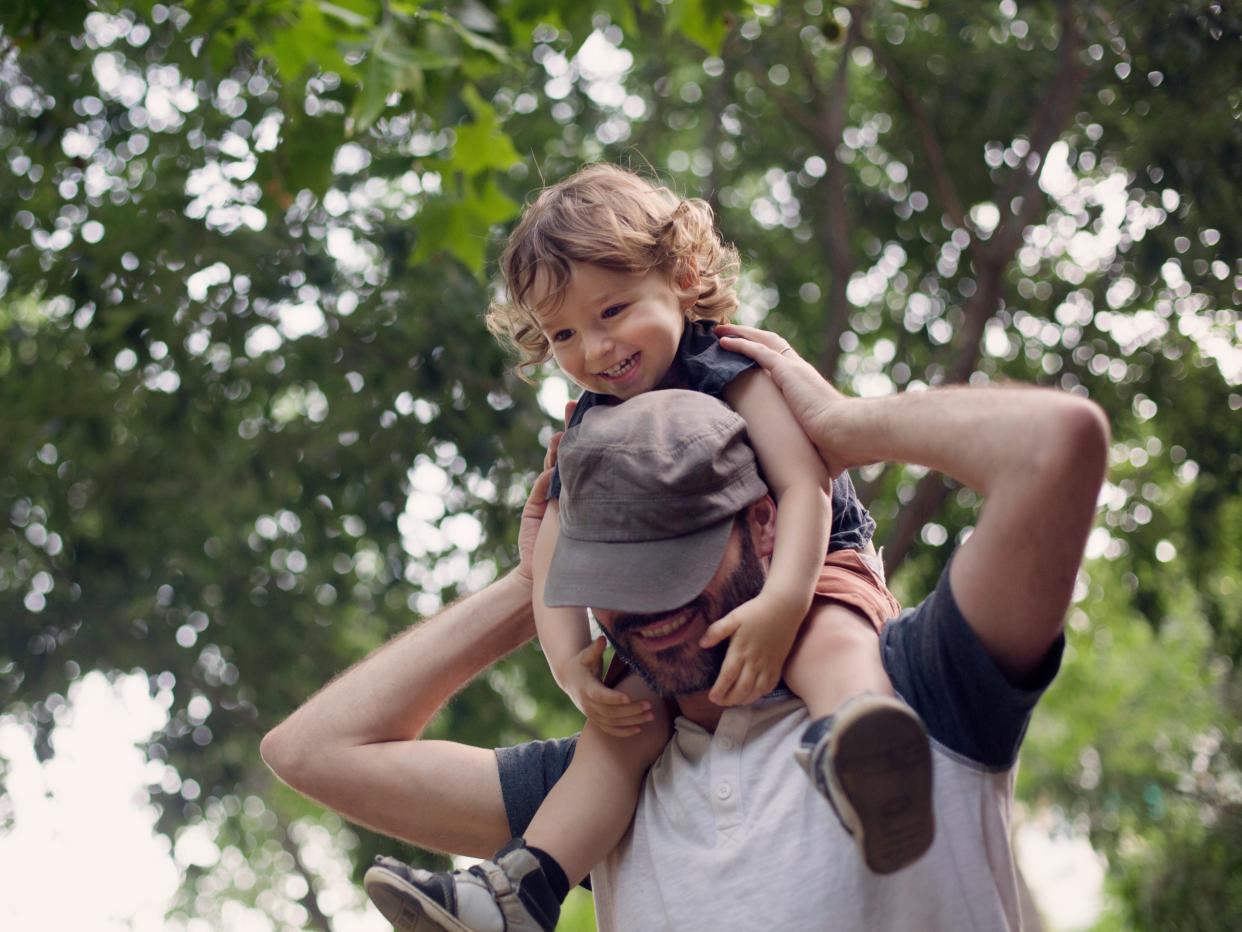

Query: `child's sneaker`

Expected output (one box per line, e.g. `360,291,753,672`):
795,693,935,874
363,840,559,932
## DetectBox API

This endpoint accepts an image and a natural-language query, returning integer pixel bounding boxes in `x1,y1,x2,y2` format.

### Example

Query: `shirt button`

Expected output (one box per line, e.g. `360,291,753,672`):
719,737,734,750
716,782,732,800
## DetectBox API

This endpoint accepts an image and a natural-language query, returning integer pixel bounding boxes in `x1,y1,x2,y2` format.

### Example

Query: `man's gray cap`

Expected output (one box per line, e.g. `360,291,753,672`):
544,390,768,613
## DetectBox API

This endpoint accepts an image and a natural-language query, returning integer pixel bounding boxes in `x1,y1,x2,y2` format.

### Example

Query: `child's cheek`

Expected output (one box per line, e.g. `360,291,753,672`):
551,356,590,392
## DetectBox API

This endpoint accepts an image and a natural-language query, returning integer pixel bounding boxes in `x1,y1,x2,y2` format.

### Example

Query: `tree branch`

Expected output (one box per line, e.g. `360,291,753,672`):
945,260,1007,385
888,4,1085,570
737,54,820,138
705,32,739,224
853,462,890,509
925,1,1084,393
863,36,979,254
806,12,868,380
879,472,953,575
990,0,1085,262
732,21,859,381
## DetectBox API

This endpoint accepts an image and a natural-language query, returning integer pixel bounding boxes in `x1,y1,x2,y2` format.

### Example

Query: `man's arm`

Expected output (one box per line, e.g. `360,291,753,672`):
260,469,552,857
717,324,1109,683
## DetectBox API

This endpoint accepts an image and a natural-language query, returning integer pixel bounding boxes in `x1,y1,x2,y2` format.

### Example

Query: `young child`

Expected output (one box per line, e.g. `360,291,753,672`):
364,164,933,931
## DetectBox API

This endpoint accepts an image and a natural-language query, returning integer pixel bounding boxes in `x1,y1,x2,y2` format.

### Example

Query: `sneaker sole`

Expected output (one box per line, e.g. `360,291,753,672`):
364,866,474,932
833,702,935,875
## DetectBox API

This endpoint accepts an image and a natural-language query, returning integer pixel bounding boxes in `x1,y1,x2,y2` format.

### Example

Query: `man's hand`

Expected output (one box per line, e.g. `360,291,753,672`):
716,324,851,477
516,457,555,585
701,593,803,707
561,637,654,737
516,401,577,583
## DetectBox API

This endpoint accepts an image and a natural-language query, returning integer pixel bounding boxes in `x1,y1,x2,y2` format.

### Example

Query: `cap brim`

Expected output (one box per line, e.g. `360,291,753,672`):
543,516,733,614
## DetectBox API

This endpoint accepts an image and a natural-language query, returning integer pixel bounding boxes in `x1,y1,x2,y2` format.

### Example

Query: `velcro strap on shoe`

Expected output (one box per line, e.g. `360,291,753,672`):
489,849,557,932
480,859,516,899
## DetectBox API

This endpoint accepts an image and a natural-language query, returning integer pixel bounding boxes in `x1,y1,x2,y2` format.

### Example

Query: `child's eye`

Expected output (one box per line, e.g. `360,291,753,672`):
552,329,574,343
602,304,626,319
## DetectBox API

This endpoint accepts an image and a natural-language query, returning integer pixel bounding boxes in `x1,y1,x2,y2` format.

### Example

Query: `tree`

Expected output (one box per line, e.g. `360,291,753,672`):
2,0,1239,927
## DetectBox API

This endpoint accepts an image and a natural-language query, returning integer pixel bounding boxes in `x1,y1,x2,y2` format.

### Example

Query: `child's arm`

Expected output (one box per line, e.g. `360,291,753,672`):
533,502,654,736
702,368,835,706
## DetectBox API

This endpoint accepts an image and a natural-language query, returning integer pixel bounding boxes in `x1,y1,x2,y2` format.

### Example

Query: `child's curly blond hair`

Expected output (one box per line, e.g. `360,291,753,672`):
486,163,740,380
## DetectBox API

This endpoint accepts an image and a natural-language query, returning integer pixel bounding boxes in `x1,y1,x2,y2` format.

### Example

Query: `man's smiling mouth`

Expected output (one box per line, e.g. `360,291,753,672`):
636,613,690,639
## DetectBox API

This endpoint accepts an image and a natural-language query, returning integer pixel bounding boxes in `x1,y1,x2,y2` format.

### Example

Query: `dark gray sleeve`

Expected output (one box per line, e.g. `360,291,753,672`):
880,563,1064,770
495,735,579,838
679,319,757,397
827,471,876,551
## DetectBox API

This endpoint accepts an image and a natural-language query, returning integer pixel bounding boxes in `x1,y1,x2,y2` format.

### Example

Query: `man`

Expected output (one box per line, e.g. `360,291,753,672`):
261,325,1109,930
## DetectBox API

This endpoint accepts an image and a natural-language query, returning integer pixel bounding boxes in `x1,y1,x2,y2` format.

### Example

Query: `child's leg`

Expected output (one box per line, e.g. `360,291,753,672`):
524,672,672,885
783,599,893,719
364,672,670,932
785,581,934,875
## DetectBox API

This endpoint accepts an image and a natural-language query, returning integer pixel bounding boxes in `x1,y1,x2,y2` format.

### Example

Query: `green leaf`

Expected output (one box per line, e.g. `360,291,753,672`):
350,38,395,133
470,172,521,225
255,105,342,204
375,45,458,71
258,0,355,81
663,0,741,54
446,85,521,175
317,0,377,31
411,174,518,273
421,9,512,64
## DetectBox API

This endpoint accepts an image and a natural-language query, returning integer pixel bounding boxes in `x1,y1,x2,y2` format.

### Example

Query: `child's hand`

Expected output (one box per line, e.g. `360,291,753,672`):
563,637,655,737
700,595,802,707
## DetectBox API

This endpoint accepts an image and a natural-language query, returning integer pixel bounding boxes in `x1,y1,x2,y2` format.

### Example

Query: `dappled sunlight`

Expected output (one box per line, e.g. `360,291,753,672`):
2,0,1238,927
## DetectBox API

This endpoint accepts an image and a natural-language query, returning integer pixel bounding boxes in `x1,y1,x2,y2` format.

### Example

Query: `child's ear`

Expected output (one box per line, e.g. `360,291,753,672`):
676,257,700,309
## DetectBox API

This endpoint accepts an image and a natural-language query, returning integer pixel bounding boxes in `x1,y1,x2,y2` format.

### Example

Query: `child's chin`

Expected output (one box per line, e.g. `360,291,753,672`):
608,376,651,399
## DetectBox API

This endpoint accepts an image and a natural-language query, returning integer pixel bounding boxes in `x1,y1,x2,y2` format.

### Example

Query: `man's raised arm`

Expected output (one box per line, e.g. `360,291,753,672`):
718,324,1109,683
260,470,550,857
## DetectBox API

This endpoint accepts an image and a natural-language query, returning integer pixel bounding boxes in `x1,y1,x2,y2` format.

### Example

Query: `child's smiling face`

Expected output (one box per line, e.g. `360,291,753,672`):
535,261,690,400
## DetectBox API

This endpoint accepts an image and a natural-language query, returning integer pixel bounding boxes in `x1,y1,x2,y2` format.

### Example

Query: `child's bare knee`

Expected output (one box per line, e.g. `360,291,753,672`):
800,602,879,653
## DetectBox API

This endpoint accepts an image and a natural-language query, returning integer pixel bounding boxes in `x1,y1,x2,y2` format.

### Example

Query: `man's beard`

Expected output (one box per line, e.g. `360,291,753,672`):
604,526,767,697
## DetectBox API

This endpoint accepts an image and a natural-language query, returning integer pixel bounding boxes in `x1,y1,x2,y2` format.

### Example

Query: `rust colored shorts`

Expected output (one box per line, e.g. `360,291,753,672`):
814,548,901,635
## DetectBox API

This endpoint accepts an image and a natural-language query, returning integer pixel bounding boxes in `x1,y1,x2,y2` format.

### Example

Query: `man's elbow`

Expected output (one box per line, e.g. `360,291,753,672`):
1055,397,1110,482
1029,396,1110,509
260,721,314,791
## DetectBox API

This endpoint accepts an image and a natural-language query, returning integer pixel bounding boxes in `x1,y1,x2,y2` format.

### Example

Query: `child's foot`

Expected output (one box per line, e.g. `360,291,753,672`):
795,693,935,874
363,841,559,932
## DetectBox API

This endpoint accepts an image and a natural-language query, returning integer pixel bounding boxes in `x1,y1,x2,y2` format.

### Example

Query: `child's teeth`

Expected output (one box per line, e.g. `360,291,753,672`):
606,355,636,376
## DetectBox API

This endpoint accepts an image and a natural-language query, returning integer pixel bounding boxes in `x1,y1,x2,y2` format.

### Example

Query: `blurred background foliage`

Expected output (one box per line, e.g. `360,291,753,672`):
1,0,1239,928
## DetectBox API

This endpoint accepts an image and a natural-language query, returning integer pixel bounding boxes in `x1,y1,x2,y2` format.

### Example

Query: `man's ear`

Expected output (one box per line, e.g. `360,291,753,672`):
746,495,778,558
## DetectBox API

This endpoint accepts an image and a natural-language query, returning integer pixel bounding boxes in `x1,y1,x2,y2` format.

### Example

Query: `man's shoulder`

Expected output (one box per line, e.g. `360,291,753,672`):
881,564,1064,770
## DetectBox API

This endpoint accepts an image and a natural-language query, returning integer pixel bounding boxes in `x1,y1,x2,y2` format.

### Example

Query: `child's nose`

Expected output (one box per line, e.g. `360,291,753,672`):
584,330,614,363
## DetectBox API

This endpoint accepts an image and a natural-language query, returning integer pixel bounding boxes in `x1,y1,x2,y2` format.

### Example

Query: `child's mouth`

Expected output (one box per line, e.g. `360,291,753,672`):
600,353,639,380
